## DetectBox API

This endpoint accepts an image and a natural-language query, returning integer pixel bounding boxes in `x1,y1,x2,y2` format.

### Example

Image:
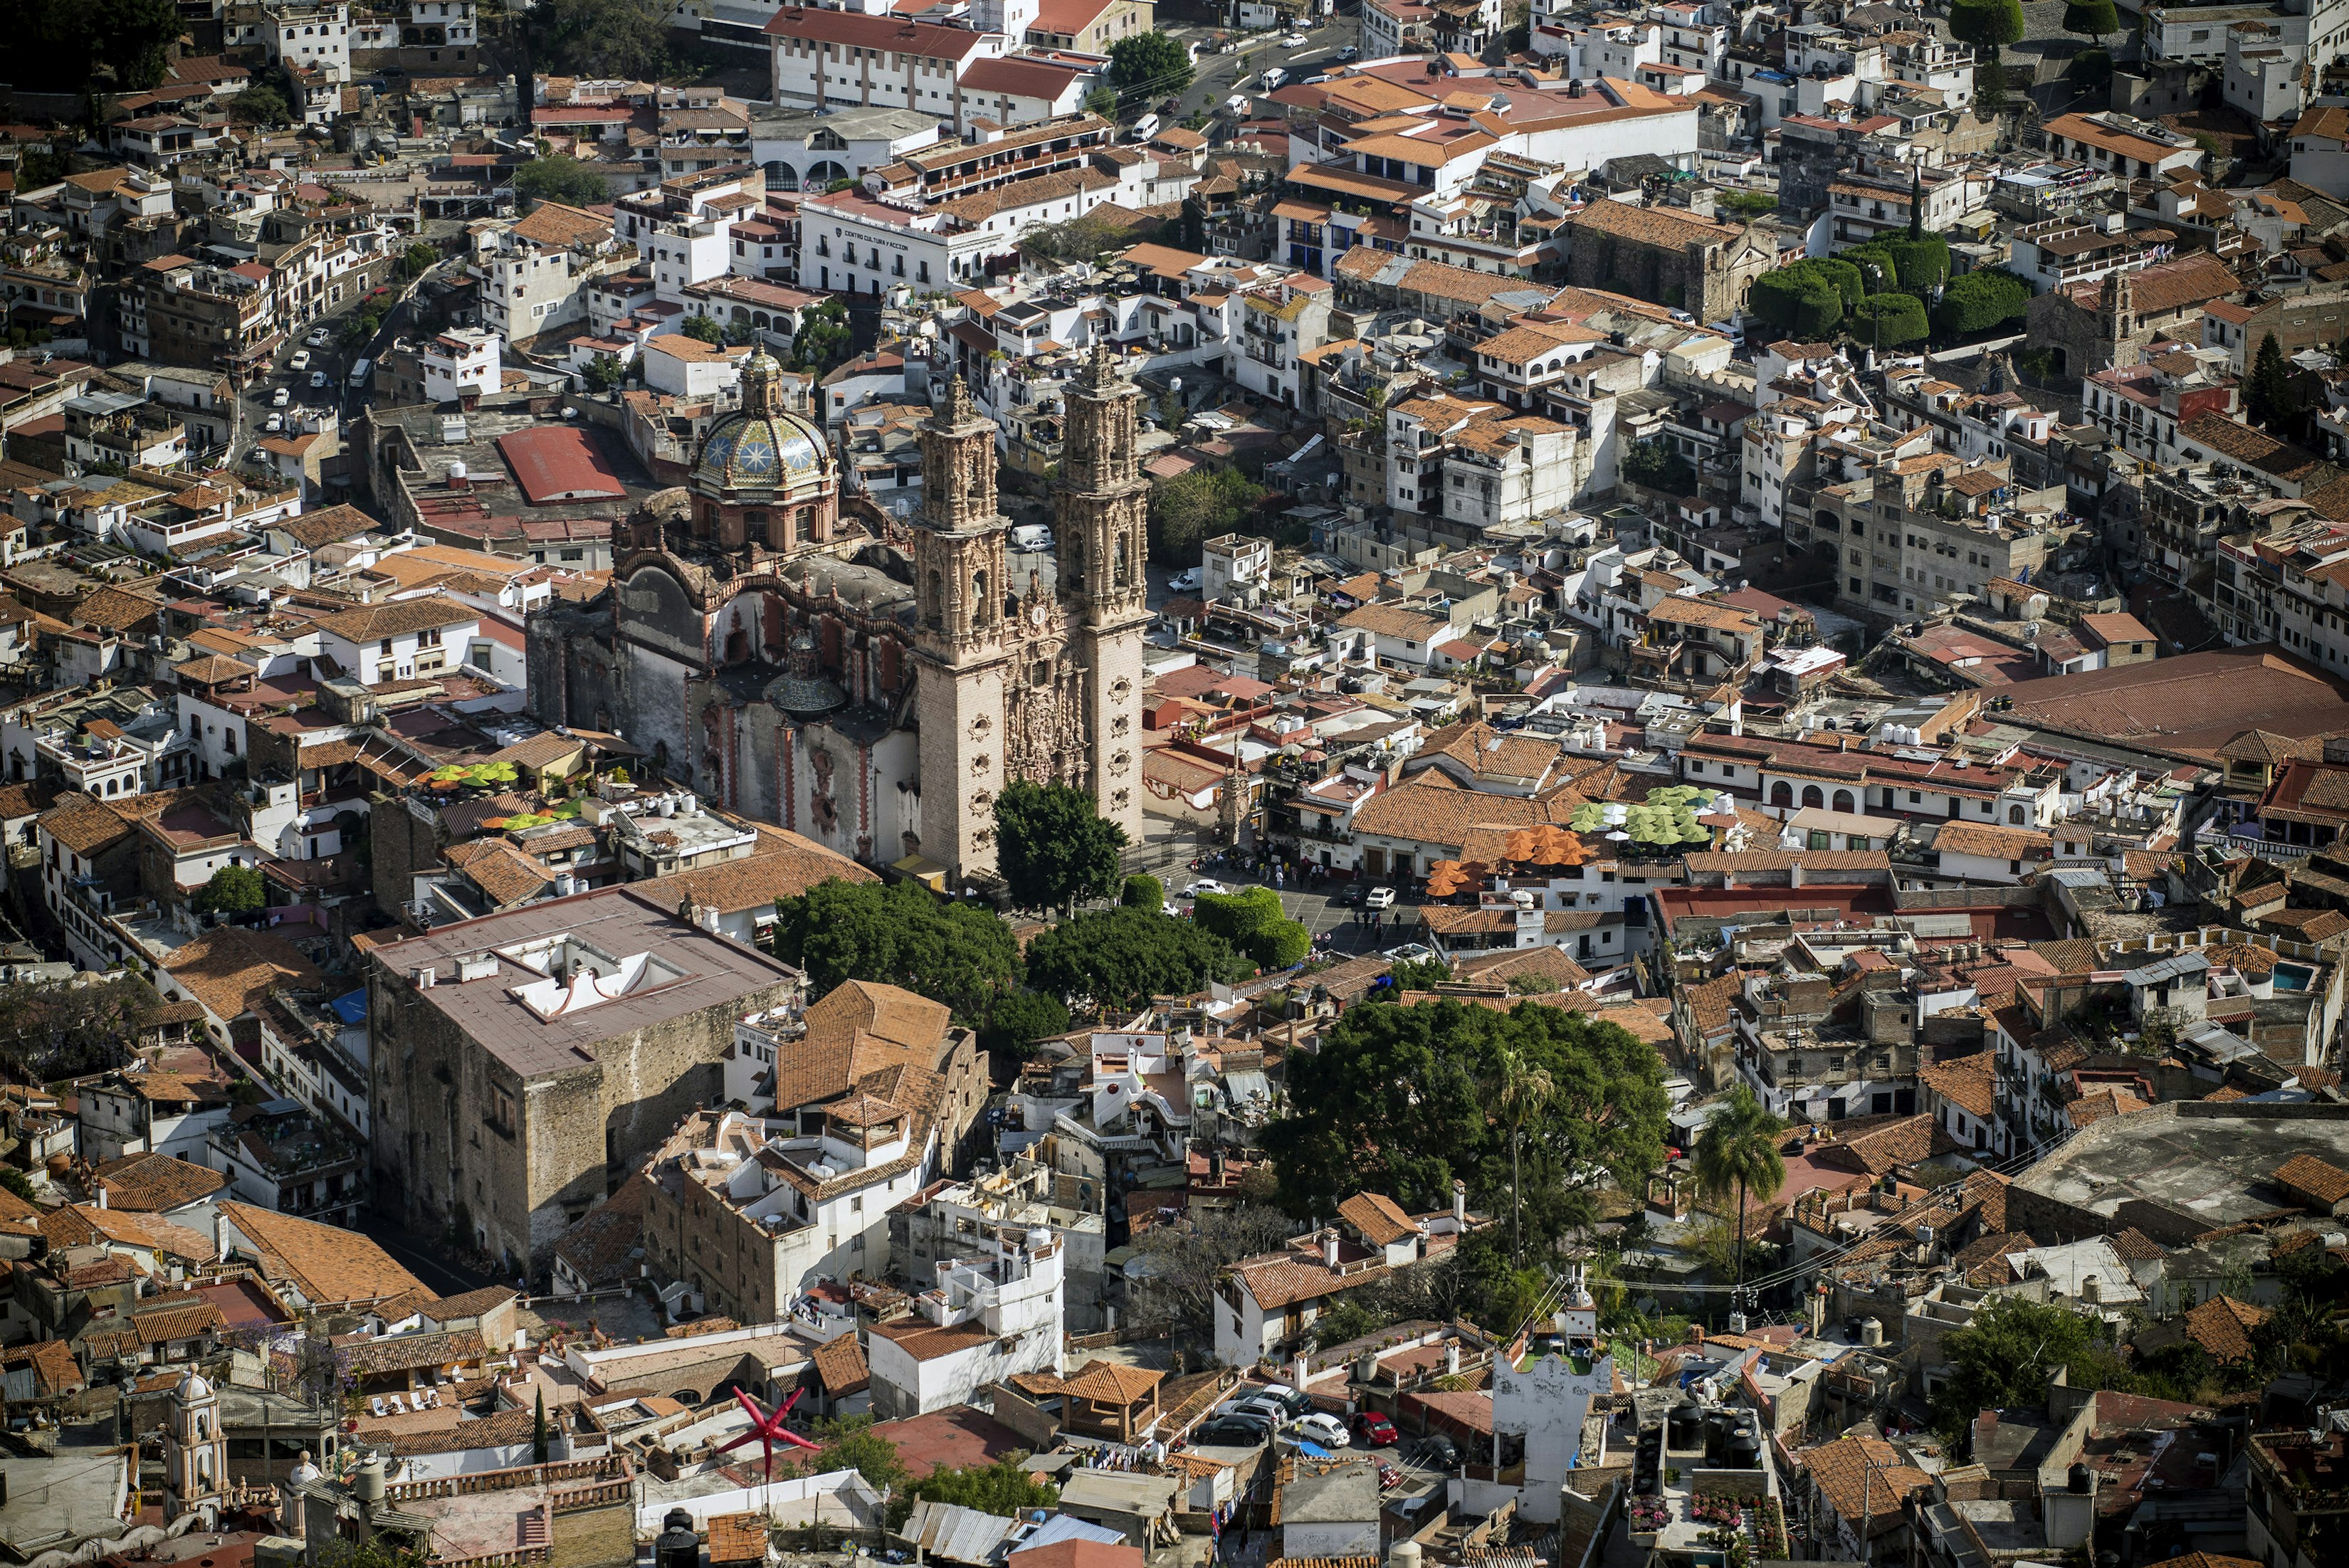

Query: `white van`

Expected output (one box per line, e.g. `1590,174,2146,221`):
1261,65,1288,90
1131,112,1162,142
347,357,374,387
1011,524,1054,554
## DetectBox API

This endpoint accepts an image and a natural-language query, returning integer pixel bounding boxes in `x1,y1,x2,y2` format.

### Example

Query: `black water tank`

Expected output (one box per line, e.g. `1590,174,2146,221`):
1668,1402,1703,1448
1705,1412,1730,1460
2069,1463,2092,1495
1727,1436,1762,1469
656,1508,700,1568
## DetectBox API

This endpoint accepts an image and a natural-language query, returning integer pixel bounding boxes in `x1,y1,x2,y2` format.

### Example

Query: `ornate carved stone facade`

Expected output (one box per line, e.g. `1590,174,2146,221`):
527,347,1146,883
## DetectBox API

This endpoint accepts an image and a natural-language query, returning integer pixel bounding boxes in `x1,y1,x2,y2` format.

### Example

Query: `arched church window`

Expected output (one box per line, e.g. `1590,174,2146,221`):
972,569,989,621
1114,535,1130,588
927,571,944,628
799,507,817,542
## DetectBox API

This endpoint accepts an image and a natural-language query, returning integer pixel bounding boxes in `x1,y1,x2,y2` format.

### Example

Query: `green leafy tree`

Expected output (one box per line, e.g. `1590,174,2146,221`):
979,991,1072,1059
1930,1296,2137,1441
317,1540,429,1568
1191,887,1310,969
1932,268,2032,339
1974,60,2007,114
1107,33,1193,98
910,1456,1058,1515
0,1167,34,1204
1179,194,1207,251
2064,0,2121,43
2067,48,2113,91
1019,211,1130,265
1690,1085,1788,1295
806,1416,909,1495
1621,436,1696,495
1382,956,1455,993
1481,1044,1554,1265
680,315,726,345
1842,244,1899,294
512,155,609,212
2248,331,2299,431
1084,86,1118,117
1122,873,1165,910
1717,189,1777,221
770,878,1022,1025
193,865,267,917
90,0,183,90
525,0,673,80
532,1389,549,1464
400,241,438,280
787,298,852,377
1023,907,1251,1011
1852,293,1930,348
994,781,1128,914
1508,972,1560,994
229,80,295,128
582,354,627,393
1263,1001,1669,1248
1952,0,2027,50
1750,261,1847,338
1885,234,1950,292
1149,465,1264,566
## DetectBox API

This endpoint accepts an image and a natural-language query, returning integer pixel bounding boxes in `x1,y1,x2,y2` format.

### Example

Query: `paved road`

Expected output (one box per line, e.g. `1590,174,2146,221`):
1128,816,1421,962
357,1213,510,1299
1165,17,1362,127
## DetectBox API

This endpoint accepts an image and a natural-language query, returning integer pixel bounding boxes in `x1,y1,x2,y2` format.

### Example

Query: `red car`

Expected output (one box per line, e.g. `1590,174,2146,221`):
1351,1411,1398,1447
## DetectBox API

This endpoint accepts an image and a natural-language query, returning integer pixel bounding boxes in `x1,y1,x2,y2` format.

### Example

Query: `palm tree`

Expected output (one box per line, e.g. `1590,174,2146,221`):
1692,1086,1790,1299
1483,1046,1555,1266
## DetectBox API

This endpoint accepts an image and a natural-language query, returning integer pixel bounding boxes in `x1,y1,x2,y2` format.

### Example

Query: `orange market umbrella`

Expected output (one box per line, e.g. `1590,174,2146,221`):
1426,869,1467,898
1502,829,1536,863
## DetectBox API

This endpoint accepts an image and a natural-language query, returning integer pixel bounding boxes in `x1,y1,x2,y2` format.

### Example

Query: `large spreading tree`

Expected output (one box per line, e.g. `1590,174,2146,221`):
525,0,674,81
1021,907,1252,1011
770,878,1022,1024
512,155,611,212
1106,34,1193,100
993,781,1128,915
1262,1001,1669,1249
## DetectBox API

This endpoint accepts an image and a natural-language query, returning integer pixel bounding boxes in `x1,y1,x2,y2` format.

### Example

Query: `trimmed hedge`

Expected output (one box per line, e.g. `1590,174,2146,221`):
1851,293,1930,347
1751,261,1846,338
1844,244,1900,294
1884,234,1950,291
1933,266,2032,337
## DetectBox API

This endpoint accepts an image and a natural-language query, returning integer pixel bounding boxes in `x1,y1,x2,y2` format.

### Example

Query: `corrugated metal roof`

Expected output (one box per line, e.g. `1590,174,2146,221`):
902,1501,1018,1564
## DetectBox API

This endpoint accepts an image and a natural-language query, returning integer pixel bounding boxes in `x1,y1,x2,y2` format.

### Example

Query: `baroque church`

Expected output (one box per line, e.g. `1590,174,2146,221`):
525,344,1149,883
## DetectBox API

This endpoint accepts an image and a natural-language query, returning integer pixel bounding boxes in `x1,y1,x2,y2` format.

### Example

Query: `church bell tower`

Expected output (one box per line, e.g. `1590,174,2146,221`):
1053,342,1150,846
912,377,1011,881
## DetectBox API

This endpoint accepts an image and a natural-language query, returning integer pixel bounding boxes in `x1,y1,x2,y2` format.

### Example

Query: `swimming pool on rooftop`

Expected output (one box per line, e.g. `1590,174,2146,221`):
2273,961,2316,991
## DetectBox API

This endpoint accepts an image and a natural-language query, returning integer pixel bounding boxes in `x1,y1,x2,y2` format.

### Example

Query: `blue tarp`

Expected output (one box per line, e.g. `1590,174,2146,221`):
330,990,367,1026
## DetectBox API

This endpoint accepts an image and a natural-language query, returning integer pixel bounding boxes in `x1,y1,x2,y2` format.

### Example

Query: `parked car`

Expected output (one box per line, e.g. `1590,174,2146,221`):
1224,94,1249,118
263,411,284,432
1335,44,1360,60
288,350,310,372
1182,878,1229,898
1251,1384,1314,1417
1289,1413,1351,1448
1352,1411,1399,1447
1417,1434,1461,1470
1192,1418,1270,1446
1167,567,1202,592
305,327,332,347
1365,885,1397,910
1202,1406,1276,1436
310,371,330,389
270,386,290,407
1280,33,1309,47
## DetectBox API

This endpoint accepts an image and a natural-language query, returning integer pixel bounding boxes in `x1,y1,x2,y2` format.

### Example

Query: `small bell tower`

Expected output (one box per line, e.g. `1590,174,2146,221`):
164,1370,228,1520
